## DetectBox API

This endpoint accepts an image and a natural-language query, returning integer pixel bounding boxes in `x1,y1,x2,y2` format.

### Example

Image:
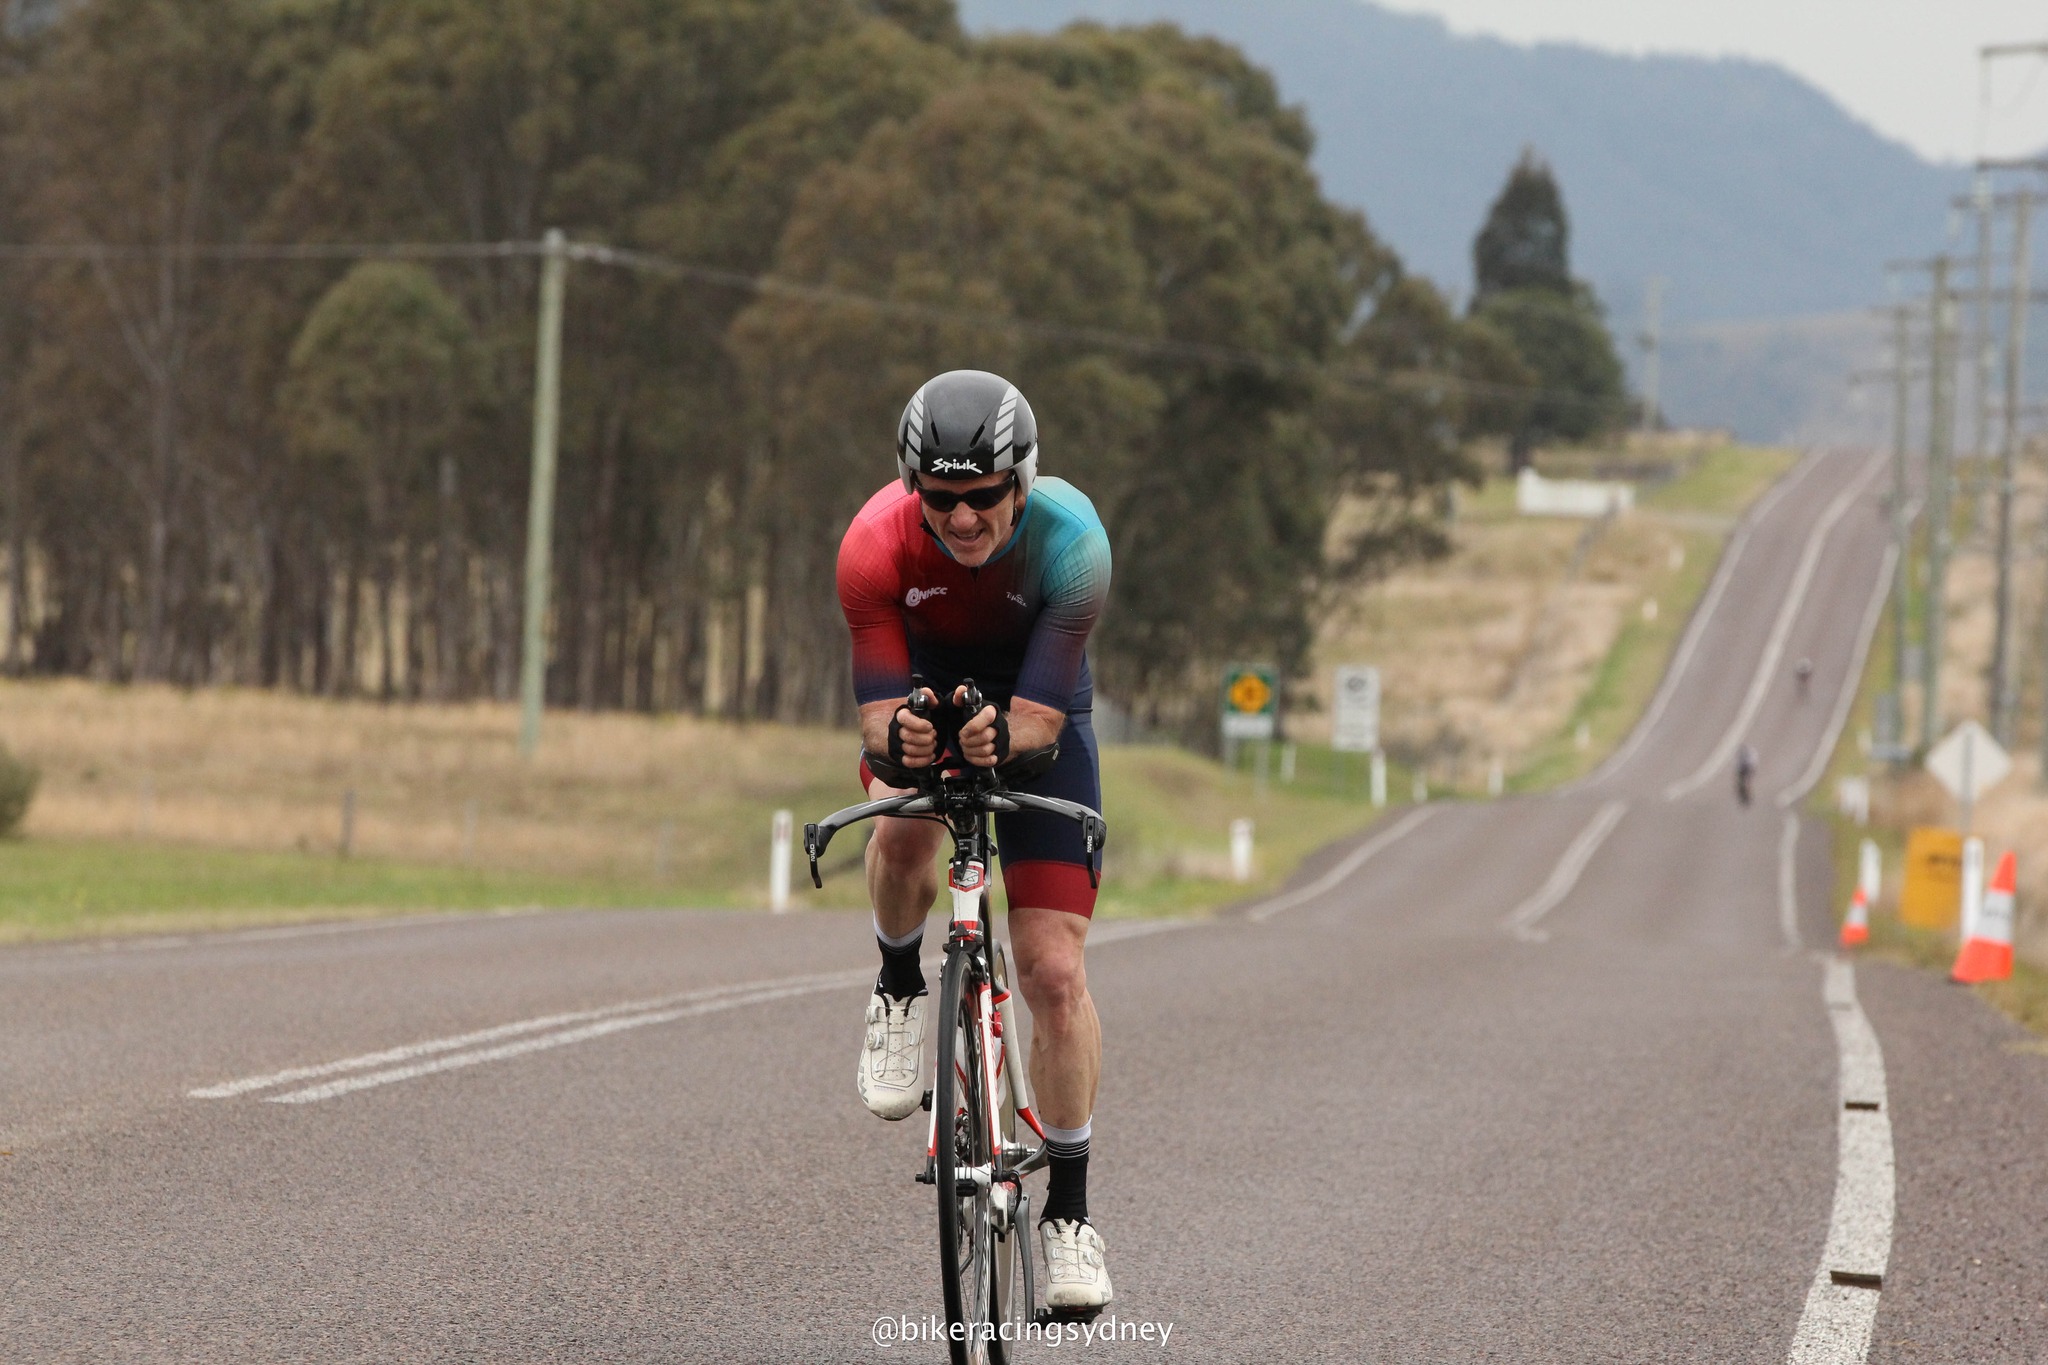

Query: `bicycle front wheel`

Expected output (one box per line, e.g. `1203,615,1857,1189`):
988,939,1032,1365
935,945,997,1365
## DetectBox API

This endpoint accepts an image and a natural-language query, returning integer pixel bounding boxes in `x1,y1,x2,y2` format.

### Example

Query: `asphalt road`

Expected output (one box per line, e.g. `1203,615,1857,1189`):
5,446,2045,1362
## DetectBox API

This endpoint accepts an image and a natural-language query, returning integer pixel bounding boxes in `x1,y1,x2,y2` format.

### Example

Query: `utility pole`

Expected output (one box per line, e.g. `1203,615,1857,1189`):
1638,276,1664,435
518,228,568,758
1887,296,1914,756
1991,191,2032,744
1922,254,1957,752
1973,174,1997,500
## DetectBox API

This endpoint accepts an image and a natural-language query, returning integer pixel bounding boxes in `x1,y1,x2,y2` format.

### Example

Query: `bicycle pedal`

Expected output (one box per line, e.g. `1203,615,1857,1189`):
920,1088,933,1111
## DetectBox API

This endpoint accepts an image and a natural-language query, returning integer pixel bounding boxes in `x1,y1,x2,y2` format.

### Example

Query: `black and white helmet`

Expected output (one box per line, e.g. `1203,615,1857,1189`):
896,370,1038,497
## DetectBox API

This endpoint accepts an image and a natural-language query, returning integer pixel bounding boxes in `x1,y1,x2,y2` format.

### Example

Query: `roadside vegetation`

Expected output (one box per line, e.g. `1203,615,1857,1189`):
0,678,1395,940
1810,469,2048,1037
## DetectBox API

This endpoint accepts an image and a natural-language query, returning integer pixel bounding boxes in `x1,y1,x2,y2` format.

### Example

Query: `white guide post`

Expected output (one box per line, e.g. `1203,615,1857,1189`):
770,809,793,913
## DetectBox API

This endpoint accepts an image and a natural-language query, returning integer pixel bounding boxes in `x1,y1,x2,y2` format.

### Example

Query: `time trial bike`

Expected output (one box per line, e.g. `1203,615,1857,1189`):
806,680,1108,1365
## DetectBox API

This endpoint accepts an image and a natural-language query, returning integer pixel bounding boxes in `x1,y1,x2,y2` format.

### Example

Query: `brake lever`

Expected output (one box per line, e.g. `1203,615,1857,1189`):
804,822,824,889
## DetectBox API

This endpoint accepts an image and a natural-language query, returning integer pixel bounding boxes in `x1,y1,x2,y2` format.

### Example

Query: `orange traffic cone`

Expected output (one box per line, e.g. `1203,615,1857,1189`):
1839,885,1870,948
1952,850,2016,984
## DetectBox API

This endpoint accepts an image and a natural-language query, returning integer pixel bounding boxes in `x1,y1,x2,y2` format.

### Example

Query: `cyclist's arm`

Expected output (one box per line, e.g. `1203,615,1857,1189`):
1010,520,1111,715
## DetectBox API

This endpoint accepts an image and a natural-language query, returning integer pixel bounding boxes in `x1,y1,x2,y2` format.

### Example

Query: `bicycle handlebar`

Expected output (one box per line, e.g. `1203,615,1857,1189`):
803,684,1109,892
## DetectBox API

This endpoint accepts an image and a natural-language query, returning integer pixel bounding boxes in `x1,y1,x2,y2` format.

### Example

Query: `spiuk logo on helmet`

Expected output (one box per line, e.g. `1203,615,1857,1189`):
896,370,1039,497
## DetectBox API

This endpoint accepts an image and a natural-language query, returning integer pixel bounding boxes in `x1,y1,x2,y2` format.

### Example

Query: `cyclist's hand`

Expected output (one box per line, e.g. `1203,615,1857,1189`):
953,686,1007,768
891,691,939,768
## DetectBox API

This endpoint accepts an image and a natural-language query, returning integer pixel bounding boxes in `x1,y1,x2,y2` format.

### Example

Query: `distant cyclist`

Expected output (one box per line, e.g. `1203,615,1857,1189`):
836,369,1116,1313
1794,657,1813,700
1736,743,1758,807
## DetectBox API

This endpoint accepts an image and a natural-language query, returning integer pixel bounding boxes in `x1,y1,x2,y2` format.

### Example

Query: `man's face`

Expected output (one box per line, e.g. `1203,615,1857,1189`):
914,468,1022,567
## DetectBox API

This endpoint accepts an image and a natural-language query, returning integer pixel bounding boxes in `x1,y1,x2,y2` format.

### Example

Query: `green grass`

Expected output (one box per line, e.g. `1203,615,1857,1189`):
0,839,665,943
1642,444,1799,518
0,742,1397,941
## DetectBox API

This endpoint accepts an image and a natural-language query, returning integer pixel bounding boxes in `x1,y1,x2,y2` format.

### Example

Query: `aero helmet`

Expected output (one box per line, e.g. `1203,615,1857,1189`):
896,370,1038,498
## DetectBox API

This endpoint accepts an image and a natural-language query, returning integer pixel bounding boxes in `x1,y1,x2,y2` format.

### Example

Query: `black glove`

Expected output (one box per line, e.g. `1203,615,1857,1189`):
986,704,1011,763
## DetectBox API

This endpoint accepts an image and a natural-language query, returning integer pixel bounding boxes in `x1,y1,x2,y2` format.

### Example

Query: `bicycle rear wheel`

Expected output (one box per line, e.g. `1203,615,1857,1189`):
935,944,997,1365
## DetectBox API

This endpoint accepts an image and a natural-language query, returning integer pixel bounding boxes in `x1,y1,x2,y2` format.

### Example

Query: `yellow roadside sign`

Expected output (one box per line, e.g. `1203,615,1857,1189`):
1228,672,1272,715
1900,827,1963,930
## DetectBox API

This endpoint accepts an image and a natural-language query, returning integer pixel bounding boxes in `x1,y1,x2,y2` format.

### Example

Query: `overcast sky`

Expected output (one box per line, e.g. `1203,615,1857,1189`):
1376,1,2048,165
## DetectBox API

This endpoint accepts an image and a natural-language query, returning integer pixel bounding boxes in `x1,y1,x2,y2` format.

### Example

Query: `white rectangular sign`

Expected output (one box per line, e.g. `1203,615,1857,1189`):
1331,665,1380,753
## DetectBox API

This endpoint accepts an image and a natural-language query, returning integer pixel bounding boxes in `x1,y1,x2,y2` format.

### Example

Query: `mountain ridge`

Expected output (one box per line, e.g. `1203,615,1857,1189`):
961,0,1959,435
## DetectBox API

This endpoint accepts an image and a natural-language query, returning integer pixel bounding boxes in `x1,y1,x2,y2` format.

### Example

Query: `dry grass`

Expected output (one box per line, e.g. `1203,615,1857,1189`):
1303,443,1790,790
0,678,1387,930
4,679,853,892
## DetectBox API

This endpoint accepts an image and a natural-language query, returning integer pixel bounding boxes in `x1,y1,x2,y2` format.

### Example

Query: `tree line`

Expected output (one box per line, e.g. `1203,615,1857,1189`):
0,0,1623,737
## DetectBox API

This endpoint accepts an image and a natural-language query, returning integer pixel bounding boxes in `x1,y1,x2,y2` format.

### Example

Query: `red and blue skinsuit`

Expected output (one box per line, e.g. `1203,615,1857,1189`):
837,476,1113,914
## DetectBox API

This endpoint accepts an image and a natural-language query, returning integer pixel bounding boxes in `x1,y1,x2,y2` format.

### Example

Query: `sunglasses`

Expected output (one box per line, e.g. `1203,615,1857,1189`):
914,471,1018,513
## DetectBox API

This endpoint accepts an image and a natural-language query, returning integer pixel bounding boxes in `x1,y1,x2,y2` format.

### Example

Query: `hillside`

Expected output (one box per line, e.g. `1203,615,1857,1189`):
961,0,1960,436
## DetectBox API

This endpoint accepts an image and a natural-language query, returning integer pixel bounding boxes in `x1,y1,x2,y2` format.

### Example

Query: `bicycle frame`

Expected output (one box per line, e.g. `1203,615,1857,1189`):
924,836,1048,1228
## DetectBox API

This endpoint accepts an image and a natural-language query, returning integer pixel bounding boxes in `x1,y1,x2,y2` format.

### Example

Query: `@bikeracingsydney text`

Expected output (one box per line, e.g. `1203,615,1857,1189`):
871,1314,1176,1349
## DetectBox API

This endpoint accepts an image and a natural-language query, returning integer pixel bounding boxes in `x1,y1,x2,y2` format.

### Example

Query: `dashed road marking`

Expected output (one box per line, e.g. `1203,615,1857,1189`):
191,970,872,1103
1501,800,1628,942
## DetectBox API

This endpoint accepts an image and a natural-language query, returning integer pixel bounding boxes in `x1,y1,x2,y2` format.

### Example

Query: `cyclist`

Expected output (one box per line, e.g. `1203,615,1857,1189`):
1736,743,1758,807
837,369,1116,1314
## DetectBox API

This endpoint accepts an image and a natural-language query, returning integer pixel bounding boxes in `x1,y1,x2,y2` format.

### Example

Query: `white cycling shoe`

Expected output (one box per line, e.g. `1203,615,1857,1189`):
856,990,927,1121
1040,1219,1114,1314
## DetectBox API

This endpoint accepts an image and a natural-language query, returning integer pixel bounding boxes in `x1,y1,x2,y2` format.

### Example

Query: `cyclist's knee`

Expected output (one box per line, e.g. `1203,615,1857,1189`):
1012,921,1088,1018
869,815,944,871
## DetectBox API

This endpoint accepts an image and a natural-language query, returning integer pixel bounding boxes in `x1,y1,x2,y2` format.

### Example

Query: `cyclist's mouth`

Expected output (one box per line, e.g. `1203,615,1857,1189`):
943,525,988,554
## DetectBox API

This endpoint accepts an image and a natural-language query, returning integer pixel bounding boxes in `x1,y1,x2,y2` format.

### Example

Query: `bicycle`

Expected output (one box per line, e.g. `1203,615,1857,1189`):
806,680,1108,1365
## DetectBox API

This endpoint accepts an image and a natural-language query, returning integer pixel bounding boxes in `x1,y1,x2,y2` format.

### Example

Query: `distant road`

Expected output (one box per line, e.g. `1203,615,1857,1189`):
4,447,2043,1362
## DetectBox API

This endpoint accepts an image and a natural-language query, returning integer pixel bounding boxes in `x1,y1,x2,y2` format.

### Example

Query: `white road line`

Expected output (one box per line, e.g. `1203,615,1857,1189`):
1665,455,1886,801
1778,543,1899,809
189,969,871,1100
1582,446,1826,788
1501,800,1629,942
1785,958,1894,1364
267,977,866,1103
1247,806,1438,923
194,916,1195,1104
1779,813,1803,952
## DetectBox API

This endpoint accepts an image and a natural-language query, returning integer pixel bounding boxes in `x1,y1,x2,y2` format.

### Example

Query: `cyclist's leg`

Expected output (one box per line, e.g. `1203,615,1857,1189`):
993,716,1103,1127
995,717,1113,1308
856,757,948,1121
863,756,948,946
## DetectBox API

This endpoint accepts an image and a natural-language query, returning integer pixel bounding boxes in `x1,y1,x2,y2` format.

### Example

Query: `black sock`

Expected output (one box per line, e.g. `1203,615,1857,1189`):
876,930,926,1000
1039,1132,1090,1225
